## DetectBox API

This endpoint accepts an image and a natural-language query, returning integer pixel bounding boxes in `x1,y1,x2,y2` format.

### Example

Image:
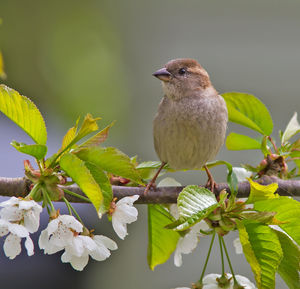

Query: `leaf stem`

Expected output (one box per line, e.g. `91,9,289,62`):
43,189,55,212
219,234,225,276
63,188,91,203
221,236,237,283
199,230,216,282
63,197,73,215
268,136,279,154
28,182,41,199
63,198,83,224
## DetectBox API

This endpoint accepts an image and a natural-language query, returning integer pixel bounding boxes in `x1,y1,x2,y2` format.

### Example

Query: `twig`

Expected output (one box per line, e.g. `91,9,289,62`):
0,176,299,204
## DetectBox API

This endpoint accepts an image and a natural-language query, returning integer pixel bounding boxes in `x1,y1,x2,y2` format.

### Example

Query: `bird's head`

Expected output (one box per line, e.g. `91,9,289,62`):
153,58,215,99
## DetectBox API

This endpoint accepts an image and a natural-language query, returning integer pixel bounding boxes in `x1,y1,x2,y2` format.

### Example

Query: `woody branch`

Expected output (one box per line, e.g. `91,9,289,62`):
0,176,299,204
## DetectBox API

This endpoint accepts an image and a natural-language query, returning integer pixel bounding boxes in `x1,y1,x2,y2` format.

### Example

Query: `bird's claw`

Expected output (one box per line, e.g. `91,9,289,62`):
144,182,157,195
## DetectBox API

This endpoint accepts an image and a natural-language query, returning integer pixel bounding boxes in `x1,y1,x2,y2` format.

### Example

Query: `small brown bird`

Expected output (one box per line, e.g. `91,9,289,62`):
144,58,228,194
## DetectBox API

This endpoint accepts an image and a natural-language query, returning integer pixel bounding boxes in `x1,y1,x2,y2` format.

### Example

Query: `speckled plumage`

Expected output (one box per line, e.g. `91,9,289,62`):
153,59,228,170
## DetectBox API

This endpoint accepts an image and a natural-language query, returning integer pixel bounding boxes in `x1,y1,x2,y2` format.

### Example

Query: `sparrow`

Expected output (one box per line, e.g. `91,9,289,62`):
144,58,228,194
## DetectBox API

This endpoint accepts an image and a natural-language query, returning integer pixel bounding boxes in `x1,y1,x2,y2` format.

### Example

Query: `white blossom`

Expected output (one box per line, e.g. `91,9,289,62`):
61,234,117,271
173,273,256,289
168,204,210,267
233,237,243,254
0,197,42,259
202,273,256,289
39,214,83,254
232,167,252,183
39,214,117,271
111,195,139,239
174,221,210,267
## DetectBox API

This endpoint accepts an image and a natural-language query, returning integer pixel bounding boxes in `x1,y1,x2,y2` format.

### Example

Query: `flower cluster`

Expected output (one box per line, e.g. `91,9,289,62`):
0,195,139,270
0,197,42,259
174,273,257,289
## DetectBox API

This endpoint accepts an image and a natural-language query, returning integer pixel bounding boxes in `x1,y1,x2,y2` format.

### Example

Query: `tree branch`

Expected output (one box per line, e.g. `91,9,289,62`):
0,176,299,204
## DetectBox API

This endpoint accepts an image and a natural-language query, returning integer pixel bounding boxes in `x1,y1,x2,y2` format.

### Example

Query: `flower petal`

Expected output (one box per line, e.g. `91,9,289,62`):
89,244,110,261
59,215,83,233
93,235,118,250
0,197,19,207
24,210,40,233
233,237,243,254
25,236,34,256
8,223,29,238
38,229,49,250
62,252,89,271
112,216,127,239
46,219,60,236
116,195,139,206
3,234,21,259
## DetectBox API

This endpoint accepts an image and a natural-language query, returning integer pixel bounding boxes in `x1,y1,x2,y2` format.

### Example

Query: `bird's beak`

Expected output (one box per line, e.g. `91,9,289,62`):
152,67,171,82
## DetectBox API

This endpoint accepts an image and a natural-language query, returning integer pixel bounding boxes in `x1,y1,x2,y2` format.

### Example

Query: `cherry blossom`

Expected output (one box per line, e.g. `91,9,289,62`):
0,197,42,259
111,195,139,239
39,214,117,270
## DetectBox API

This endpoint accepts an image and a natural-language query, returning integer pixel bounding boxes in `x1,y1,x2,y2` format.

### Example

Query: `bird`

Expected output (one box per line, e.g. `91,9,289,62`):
144,58,228,194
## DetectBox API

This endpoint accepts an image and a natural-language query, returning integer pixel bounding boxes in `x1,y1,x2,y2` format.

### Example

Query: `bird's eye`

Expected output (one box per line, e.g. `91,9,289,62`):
178,68,186,75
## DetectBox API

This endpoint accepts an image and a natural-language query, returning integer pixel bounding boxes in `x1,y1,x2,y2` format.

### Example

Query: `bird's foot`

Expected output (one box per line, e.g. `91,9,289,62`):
203,165,217,194
143,161,166,195
205,178,217,194
144,181,157,195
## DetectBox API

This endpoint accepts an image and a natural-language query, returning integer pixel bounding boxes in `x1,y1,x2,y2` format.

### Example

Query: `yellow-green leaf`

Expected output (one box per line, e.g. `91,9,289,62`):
11,141,47,160
60,117,80,151
76,113,100,141
0,51,6,79
84,162,113,217
0,85,47,144
80,121,115,148
148,204,180,270
237,220,283,289
226,132,261,150
222,92,273,135
246,179,279,203
59,153,103,217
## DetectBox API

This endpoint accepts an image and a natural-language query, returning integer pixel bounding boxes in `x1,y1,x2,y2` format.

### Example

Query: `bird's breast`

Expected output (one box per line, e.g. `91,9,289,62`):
153,95,227,170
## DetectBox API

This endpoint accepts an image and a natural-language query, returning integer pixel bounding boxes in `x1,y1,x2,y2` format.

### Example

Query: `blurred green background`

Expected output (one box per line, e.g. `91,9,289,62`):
1,0,300,288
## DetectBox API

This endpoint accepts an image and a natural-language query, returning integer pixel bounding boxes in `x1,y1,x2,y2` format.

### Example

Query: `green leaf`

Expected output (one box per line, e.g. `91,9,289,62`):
222,92,273,135
148,204,180,270
254,197,300,246
240,211,281,225
84,162,113,217
11,141,47,160
59,153,103,217
226,132,261,150
0,85,47,144
136,161,172,180
246,179,279,203
282,112,300,144
237,220,283,289
274,229,300,289
291,151,300,170
137,161,172,170
80,121,115,148
166,186,218,231
75,147,143,184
